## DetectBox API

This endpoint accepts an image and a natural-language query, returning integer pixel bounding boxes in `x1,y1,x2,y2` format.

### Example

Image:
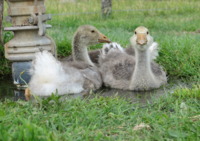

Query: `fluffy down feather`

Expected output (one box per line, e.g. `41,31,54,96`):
29,51,84,96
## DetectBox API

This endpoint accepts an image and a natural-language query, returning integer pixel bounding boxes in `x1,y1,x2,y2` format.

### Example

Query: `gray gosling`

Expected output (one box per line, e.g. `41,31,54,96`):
25,25,110,97
99,26,167,91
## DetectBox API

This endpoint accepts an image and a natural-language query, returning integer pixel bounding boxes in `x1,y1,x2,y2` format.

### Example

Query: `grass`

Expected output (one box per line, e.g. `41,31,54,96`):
0,86,199,140
0,0,200,140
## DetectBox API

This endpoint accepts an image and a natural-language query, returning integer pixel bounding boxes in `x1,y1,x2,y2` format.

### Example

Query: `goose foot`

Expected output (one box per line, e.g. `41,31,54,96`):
25,88,31,101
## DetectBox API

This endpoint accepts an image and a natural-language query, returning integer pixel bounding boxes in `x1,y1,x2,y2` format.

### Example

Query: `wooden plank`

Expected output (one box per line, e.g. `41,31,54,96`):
7,46,52,53
8,6,45,16
101,0,112,18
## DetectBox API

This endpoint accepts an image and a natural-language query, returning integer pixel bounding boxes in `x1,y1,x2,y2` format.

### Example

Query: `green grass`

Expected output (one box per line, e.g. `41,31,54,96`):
0,87,199,140
0,0,200,140
172,84,200,99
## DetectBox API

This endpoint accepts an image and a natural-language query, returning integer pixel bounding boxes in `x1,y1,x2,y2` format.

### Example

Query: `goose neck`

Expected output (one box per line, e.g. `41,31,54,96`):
72,38,94,66
134,48,151,71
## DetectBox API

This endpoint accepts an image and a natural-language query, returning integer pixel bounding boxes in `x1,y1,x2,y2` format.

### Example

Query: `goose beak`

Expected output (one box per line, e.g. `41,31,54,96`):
98,33,111,43
136,34,147,45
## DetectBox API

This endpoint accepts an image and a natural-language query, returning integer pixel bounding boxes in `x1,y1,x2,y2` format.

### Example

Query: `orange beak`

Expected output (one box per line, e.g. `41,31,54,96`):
98,33,111,43
136,33,147,45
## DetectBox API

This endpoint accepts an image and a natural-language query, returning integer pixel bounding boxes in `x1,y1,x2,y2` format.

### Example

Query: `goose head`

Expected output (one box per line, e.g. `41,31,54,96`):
130,26,153,51
74,25,111,47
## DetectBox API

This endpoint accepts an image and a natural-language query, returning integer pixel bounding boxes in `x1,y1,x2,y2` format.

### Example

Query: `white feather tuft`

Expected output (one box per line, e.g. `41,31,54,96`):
101,42,124,58
149,42,159,61
29,51,84,96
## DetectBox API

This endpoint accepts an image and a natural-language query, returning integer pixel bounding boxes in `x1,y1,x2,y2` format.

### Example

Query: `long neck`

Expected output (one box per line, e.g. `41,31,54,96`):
131,47,154,82
72,35,94,66
135,48,151,73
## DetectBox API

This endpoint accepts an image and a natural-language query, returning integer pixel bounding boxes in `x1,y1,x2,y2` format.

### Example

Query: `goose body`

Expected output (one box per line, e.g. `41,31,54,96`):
99,26,167,91
27,25,110,96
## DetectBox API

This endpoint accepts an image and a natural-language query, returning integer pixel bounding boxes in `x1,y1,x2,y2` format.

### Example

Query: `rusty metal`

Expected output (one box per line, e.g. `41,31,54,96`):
6,0,46,26
4,25,56,61
38,14,52,35
4,0,56,86
4,0,56,61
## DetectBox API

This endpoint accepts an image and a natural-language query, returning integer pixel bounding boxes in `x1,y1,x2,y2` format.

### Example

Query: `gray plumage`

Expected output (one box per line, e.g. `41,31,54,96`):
28,25,110,96
99,26,167,91
61,49,101,65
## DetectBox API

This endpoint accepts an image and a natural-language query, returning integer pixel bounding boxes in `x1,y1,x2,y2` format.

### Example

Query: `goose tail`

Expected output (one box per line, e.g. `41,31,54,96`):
29,51,84,96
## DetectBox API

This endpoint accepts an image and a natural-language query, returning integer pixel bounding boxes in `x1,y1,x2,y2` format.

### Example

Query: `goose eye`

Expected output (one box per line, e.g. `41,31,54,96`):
134,31,137,34
147,31,149,34
91,30,95,33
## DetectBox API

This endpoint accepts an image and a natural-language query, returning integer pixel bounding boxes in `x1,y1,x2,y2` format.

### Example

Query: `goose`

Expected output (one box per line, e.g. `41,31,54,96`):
99,26,167,91
25,25,110,97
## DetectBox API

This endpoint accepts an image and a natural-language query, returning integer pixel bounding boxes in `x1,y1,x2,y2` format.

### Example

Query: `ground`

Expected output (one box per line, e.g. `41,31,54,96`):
0,0,199,140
